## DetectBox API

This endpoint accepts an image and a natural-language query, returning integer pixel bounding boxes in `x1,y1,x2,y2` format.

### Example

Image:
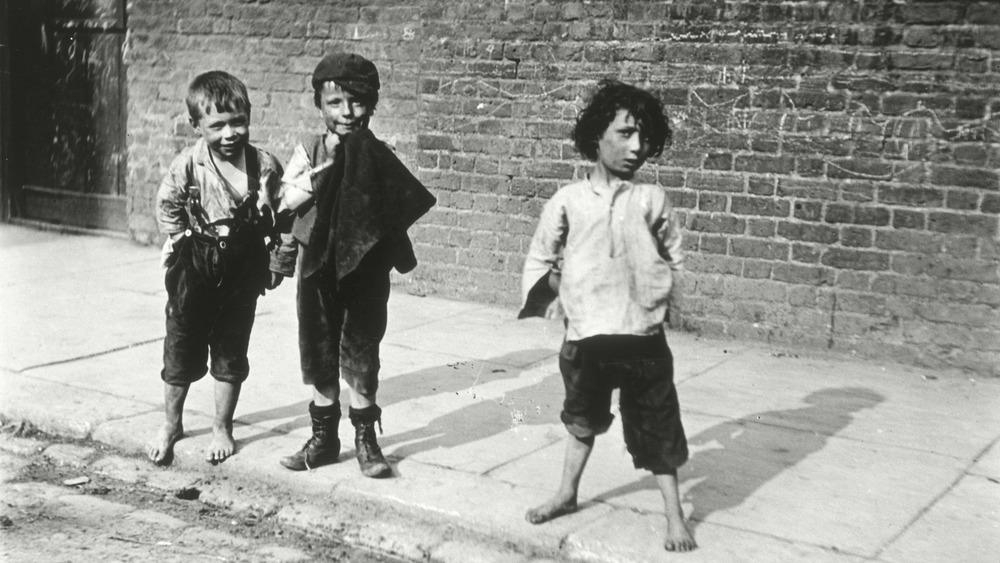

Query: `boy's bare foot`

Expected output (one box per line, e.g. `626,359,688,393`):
525,493,578,524
205,427,236,464
146,423,183,466
663,514,697,552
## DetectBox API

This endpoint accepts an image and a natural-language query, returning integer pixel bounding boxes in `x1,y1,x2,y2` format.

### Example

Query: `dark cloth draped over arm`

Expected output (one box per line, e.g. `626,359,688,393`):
294,129,436,280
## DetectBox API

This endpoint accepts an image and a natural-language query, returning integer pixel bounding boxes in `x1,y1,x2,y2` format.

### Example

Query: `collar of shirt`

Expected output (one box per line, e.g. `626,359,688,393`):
587,174,630,199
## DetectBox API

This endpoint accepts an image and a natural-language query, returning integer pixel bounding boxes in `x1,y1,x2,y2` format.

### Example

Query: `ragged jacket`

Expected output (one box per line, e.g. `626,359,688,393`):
284,130,436,280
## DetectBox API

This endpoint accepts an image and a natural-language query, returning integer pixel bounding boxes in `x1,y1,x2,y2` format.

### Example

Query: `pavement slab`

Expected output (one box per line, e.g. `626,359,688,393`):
2,224,999,562
878,473,1000,563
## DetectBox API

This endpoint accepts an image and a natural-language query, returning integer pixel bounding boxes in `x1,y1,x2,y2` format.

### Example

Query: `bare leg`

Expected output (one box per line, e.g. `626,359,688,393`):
526,435,594,524
206,380,241,463
655,470,697,552
349,390,376,410
147,382,188,465
312,382,340,407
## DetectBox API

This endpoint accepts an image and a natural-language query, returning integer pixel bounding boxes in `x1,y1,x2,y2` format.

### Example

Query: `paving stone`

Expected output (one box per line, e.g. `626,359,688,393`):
879,474,1000,563
44,443,98,467
430,539,532,563
0,435,46,456
253,545,313,563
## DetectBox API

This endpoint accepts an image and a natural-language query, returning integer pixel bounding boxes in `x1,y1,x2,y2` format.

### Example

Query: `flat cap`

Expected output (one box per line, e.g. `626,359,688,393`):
312,52,380,96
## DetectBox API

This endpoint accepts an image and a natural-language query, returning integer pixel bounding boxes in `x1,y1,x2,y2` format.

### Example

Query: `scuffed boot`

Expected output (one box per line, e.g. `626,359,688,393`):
280,401,341,471
349,405,392,478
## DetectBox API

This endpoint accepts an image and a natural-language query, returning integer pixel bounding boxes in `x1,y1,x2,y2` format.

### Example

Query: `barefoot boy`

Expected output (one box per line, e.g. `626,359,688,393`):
147,71,293,465
519,79,696,552
277,53,434,478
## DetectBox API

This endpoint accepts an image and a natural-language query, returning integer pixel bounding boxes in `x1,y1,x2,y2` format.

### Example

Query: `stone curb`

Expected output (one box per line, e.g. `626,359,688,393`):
3,416,568,563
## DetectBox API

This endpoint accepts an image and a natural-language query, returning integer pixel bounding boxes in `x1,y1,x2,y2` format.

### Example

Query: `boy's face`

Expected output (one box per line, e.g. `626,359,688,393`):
596,109,649,180
191,105,249,162
318,82,371,137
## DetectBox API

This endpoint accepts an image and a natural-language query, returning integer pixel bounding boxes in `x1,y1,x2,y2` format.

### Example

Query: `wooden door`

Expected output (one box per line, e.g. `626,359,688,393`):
7,0,127,231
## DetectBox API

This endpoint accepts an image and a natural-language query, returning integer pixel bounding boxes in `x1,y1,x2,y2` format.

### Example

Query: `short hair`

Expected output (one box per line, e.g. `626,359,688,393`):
313,80,379,111
572,79,672,161
186,71,251,123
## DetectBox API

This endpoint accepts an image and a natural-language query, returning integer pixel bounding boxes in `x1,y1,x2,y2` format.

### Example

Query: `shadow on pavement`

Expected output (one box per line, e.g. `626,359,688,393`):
593,387,885,528
234,349,557,452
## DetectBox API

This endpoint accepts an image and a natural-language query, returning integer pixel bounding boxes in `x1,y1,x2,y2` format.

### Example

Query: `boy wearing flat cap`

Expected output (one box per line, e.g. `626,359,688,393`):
278,52,435,478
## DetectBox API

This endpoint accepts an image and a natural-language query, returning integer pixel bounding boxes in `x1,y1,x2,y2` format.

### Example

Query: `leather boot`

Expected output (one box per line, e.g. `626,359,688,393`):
349,405,391,478
280,401,341,471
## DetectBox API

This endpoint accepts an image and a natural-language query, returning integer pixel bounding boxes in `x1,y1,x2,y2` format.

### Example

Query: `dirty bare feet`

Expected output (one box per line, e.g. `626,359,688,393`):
205,424,236,464
146,423,183,466
525,492,578,524
663,510,697,552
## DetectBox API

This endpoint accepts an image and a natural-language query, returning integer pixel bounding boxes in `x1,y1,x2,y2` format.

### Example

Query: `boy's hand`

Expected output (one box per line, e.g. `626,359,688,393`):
266,272,284,290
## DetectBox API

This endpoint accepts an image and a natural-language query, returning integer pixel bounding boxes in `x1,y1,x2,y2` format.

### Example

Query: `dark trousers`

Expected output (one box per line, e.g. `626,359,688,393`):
161,232,268,385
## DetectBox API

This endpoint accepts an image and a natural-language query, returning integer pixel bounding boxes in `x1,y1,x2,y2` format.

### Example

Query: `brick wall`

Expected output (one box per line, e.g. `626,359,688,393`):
125,0,1000,376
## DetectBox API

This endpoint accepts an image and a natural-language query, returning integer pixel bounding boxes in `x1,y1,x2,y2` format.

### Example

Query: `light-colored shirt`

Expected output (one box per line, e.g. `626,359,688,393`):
522,177,684,341
155,138,297,276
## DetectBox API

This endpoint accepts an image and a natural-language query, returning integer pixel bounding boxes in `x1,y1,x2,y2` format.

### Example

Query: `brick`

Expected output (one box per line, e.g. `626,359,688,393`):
824,204,854,224
956,98,988,120
953,145,989,166
792,243,822,264
893,209,926,230
698,193,728,212
928,212,998,237
855,207,891,226
794,201,822,221
688,173,745,193
916,302,995,329
689,213,745,234
777,178,838,200
743,260,773,279
878,186,945,207
968,3,1000,24
418,134,455,151
930,166,1000,190
665,188,697,209
731,239,789,260
889,52,954,71
703,153,733,170
822,248,889,271
902,3,964,25
841,226,873,248
724,278,786,302
523,161,574,179
892,255,999,283
903,26,943,48
731,196,789,217
982,194,1000,215
946,190,980,211
828,159,894,181
777,221,839,244
686,254,743,275
773,263,834,286
836,272,872,292
699,234,728,254
734,155,795,175
747,218,776,237
748,177,776,195
788,286,817,306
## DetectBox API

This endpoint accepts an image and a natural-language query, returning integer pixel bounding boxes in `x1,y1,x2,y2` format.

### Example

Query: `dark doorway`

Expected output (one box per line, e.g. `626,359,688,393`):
5,0,127,231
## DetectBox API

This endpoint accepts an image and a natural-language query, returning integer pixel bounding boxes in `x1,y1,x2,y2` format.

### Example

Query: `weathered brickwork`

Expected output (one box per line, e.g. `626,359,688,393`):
125,0,1000,376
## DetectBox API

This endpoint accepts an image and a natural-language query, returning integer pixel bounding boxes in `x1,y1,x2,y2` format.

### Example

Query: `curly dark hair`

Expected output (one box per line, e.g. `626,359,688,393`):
572,79,672,161
186,71,251,124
